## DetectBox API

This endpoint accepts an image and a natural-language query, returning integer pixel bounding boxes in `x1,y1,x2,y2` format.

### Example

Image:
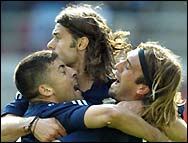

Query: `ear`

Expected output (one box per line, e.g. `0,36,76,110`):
136,84,150,97
38,84,54,97
77,37,89,51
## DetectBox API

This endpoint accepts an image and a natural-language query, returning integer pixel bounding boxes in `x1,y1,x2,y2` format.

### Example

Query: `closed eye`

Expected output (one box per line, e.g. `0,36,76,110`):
125,59,131,70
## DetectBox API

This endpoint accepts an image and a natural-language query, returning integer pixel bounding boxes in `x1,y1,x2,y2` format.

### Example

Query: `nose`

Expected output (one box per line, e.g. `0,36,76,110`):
67,67,77,78
47,39,56,50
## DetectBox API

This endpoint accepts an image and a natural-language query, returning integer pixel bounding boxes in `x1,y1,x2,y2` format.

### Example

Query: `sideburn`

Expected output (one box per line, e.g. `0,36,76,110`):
70,38,78,48
135,75,146,85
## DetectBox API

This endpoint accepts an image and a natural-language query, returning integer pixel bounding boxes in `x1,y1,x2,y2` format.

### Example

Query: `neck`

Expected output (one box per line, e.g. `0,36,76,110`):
70,49,86,75
78,73,93,92
30,96,60,104
70,51,94,92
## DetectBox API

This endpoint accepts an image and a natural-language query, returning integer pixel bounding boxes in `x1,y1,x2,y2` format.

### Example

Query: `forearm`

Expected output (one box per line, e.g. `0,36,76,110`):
1,114,34,142
162,117,187,142
84,104,169,142
109,106,170,142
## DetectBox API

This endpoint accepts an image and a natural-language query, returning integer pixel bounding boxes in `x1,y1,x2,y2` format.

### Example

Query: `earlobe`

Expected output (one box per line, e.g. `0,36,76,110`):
77,37,89,51
136,85,150,97
38,84,54,97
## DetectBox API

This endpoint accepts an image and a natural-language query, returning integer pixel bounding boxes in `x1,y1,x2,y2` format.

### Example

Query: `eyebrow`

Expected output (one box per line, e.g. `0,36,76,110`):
52,32,60,36
126,58,132,67
52,29,60,36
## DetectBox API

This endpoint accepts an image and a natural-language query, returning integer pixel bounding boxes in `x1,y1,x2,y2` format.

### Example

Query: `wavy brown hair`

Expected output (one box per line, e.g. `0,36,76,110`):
55,4,131,82
137,42,182,128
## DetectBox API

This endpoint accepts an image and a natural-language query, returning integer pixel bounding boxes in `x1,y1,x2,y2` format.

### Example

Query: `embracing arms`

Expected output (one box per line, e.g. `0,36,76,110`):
1,92,67,142
1,114,34,142
84,101,187,142
84,103,170,142
161,117,187,142
1,114,67,142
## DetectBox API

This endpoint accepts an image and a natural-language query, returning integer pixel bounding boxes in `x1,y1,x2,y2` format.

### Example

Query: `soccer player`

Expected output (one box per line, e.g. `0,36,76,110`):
59,41,187,142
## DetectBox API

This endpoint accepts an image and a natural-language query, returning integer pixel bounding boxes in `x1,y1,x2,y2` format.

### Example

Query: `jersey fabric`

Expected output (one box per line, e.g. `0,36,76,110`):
59,128,142,142
21,100,89,142
1,91,29,116
21,100,141,142
82,78,116,104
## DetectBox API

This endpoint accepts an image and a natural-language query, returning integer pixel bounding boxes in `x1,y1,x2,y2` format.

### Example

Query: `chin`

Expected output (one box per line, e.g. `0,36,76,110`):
109,91,116,98
108,88,117,98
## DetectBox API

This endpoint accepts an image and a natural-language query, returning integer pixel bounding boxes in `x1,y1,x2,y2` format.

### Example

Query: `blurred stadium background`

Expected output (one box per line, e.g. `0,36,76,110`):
1,1,187,122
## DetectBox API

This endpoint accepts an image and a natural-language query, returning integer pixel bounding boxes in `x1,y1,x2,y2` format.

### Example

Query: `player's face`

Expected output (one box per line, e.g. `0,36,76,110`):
48,57,83,102
47,23,78,66
109,48,143,101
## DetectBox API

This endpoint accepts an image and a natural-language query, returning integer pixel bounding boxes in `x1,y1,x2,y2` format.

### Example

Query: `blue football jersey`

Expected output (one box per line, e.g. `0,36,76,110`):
59,128,142,142
1,91,29,116
21,100,141,142
22,100,89,142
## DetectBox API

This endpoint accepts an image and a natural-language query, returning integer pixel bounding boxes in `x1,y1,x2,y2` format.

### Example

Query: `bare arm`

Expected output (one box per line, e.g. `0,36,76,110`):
161,117,187,142
117,101,187,142
84,104,170,142
1,114,67,142
1,114,34,142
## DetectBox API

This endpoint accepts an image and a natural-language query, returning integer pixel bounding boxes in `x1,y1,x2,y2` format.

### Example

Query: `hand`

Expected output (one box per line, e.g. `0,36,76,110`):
32,117,67,142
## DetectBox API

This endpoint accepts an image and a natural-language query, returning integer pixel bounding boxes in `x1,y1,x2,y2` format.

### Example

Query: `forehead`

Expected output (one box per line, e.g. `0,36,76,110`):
52,23,68,34
127,48,140,58
127,48,142,71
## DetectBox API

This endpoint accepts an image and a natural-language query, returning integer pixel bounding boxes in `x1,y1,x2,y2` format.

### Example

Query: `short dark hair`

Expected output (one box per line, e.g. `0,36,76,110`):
14,50,58,100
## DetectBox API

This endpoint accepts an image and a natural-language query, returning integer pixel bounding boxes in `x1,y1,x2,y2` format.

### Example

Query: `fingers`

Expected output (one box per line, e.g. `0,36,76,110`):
55,118,67,137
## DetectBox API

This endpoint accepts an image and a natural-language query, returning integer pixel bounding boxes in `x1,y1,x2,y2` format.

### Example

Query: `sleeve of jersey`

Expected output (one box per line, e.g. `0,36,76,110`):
68,105,90,131
1,91,29,117
55,102,90,132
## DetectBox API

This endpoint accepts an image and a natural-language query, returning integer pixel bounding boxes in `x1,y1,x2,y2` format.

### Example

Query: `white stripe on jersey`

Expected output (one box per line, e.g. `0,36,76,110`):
82,100,88,105
71,100,88,105
77,100,83,105
15,91,23,99
72,100,77,104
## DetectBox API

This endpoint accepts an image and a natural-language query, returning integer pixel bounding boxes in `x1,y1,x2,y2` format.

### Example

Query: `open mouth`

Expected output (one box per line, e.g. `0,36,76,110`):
74,84,80,91
114,79,120,84
73,84,82,98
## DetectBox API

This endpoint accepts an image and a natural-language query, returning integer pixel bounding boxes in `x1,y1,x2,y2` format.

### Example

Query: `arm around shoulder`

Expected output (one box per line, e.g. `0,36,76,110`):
84,103,170,142
84,104,119,128
162,117,187,142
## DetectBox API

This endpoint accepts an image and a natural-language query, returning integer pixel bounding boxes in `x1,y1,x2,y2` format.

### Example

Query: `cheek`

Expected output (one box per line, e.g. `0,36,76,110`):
56,79,73,93
118,82,127,95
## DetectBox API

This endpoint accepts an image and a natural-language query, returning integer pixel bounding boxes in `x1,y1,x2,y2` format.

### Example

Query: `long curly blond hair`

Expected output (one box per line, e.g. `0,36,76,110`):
137,41,182,128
